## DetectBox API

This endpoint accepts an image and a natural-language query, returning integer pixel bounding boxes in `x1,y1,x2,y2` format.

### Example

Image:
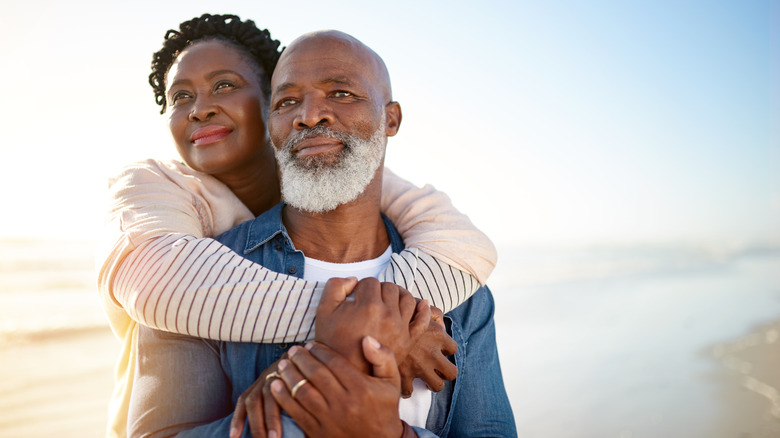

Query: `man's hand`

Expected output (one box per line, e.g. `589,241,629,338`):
398,304,458,397
315,277,421,373
271,338,414,438
229,359,284,438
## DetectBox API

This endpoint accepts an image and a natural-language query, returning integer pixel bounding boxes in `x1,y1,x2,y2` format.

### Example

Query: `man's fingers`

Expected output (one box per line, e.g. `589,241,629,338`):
398,289,417,323
400,375,414,398
244,384,266,438
262,381,283,438
441,331,458,356
409,300,431,338
419,368,446,392
362,336,400,385
430,305,445,329
269,379,319,433
230,395,247,438
352,277,382,305
318,277,358,313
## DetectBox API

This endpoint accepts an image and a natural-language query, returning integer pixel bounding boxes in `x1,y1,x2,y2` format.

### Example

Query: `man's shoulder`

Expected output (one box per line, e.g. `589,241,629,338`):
381,213,405,253
445,285,495,330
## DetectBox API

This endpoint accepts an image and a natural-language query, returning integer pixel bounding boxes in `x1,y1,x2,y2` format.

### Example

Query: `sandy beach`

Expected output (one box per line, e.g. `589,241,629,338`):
0,327,118,437
1,240,778,437
0,322,777,437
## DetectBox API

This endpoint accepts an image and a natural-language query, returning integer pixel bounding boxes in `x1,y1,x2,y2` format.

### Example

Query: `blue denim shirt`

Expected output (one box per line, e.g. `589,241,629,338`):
129,203,516,437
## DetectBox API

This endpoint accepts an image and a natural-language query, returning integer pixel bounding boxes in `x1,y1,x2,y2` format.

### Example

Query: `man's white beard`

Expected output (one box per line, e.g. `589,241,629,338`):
274,121,385,214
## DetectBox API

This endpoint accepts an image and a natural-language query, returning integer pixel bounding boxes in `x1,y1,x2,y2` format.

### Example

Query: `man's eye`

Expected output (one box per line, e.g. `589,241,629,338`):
278,98,297,108
333,90,352,98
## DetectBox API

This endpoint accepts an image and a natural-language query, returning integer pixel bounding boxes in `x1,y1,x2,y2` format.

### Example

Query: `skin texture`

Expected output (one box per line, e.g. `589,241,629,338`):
164,39,280,216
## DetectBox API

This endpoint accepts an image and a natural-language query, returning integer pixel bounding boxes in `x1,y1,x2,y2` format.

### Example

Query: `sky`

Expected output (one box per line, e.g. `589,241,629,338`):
0,0,776,250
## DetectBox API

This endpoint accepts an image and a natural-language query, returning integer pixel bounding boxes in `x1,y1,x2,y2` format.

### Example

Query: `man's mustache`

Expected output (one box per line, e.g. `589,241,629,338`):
283,125,351,152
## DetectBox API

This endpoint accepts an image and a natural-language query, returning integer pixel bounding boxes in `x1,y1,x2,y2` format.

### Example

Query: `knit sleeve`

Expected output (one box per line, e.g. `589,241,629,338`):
378,168,498,312
114,233,323,343
99,162,497,343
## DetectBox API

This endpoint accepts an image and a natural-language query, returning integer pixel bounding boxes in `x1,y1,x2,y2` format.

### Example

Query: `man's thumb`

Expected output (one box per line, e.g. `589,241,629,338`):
362,336,400,384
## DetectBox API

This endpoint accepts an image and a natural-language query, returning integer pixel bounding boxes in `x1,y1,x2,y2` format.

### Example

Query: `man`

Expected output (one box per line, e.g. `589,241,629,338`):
128,30,515,437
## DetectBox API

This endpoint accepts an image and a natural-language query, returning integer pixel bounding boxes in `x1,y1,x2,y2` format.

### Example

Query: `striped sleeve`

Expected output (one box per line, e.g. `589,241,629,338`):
114,233,323,343
377,248,479,313
113,235,481,344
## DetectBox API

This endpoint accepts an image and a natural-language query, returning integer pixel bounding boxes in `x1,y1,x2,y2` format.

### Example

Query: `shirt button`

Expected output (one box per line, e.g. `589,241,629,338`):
288,266,297,275
274,244,282,251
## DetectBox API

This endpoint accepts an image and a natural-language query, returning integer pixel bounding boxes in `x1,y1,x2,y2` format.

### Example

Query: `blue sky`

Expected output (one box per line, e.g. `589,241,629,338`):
0,0,776,249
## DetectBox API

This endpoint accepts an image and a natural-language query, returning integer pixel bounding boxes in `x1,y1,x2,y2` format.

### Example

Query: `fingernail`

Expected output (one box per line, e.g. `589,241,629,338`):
304,342,314,351
271,379,284,394
288,346,300,357
365,335,380,349
278,359,288,371
268,431,278,438
229,426,238,438
421,299,430,307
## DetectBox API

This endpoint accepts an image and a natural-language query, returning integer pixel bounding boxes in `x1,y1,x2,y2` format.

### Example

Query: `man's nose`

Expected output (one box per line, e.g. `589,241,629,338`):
294,96,334,129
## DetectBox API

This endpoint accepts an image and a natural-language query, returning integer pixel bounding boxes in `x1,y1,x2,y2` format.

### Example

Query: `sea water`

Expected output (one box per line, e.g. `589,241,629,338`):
491,244,780,437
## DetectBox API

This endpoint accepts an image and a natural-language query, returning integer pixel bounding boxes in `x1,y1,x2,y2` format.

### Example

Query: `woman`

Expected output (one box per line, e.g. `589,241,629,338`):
97,13,497,438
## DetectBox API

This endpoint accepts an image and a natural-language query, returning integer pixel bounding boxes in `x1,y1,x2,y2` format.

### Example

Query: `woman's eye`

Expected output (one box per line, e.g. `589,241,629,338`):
171,91,191,104
215,81,235,91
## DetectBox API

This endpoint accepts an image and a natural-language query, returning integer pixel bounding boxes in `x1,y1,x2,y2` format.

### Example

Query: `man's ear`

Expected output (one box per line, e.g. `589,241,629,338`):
384,101,402,137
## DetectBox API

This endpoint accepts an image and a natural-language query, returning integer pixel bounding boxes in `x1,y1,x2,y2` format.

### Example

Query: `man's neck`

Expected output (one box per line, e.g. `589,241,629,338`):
283,182,389,263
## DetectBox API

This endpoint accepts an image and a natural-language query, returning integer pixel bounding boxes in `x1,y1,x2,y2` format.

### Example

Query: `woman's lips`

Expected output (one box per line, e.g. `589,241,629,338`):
190,126,232,146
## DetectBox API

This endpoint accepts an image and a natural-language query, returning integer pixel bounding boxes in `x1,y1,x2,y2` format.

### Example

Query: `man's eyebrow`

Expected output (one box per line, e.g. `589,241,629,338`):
274,82,297,94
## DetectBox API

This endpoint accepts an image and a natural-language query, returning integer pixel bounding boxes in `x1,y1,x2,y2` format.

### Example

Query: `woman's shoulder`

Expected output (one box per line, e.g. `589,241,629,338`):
109,158,225,191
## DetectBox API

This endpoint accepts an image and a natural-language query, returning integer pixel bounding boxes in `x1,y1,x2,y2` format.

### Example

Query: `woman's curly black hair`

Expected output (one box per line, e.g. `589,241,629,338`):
149,13,282,114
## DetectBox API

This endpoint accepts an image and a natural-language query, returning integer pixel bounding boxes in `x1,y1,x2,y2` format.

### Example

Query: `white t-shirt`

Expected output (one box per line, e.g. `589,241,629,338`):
303,246,432,428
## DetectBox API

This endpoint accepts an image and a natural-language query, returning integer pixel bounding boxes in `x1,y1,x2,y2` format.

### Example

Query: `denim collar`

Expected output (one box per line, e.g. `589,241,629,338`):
239,202,405,255
242,202,289,255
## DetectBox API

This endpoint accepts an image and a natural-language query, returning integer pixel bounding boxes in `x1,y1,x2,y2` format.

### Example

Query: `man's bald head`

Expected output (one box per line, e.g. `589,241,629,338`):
275,30,393,103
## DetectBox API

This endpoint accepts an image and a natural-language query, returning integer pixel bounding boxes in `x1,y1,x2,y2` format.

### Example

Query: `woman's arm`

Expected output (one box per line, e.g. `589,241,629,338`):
98,160,497,343
379,167,497,312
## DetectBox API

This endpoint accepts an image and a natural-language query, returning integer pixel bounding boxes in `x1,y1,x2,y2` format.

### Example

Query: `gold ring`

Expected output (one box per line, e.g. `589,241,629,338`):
291,379,308,398
265,371,281,382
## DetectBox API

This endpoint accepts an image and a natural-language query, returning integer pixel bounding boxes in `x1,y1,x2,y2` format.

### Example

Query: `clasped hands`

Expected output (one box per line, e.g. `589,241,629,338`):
230,277,458,438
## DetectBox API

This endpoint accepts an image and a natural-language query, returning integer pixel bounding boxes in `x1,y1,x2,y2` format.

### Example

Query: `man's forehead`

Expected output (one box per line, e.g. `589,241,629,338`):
273,53,375,90
272,30,391,98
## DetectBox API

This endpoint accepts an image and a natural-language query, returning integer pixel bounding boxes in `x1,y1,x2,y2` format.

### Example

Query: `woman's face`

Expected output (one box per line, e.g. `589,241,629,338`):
164,39,270,176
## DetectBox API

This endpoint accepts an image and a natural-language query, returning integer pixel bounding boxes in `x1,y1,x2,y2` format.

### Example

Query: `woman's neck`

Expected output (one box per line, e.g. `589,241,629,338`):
214,147,281,217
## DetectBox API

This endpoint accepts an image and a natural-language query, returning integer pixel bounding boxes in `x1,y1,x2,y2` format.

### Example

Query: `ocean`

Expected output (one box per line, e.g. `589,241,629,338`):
1,239,778,437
